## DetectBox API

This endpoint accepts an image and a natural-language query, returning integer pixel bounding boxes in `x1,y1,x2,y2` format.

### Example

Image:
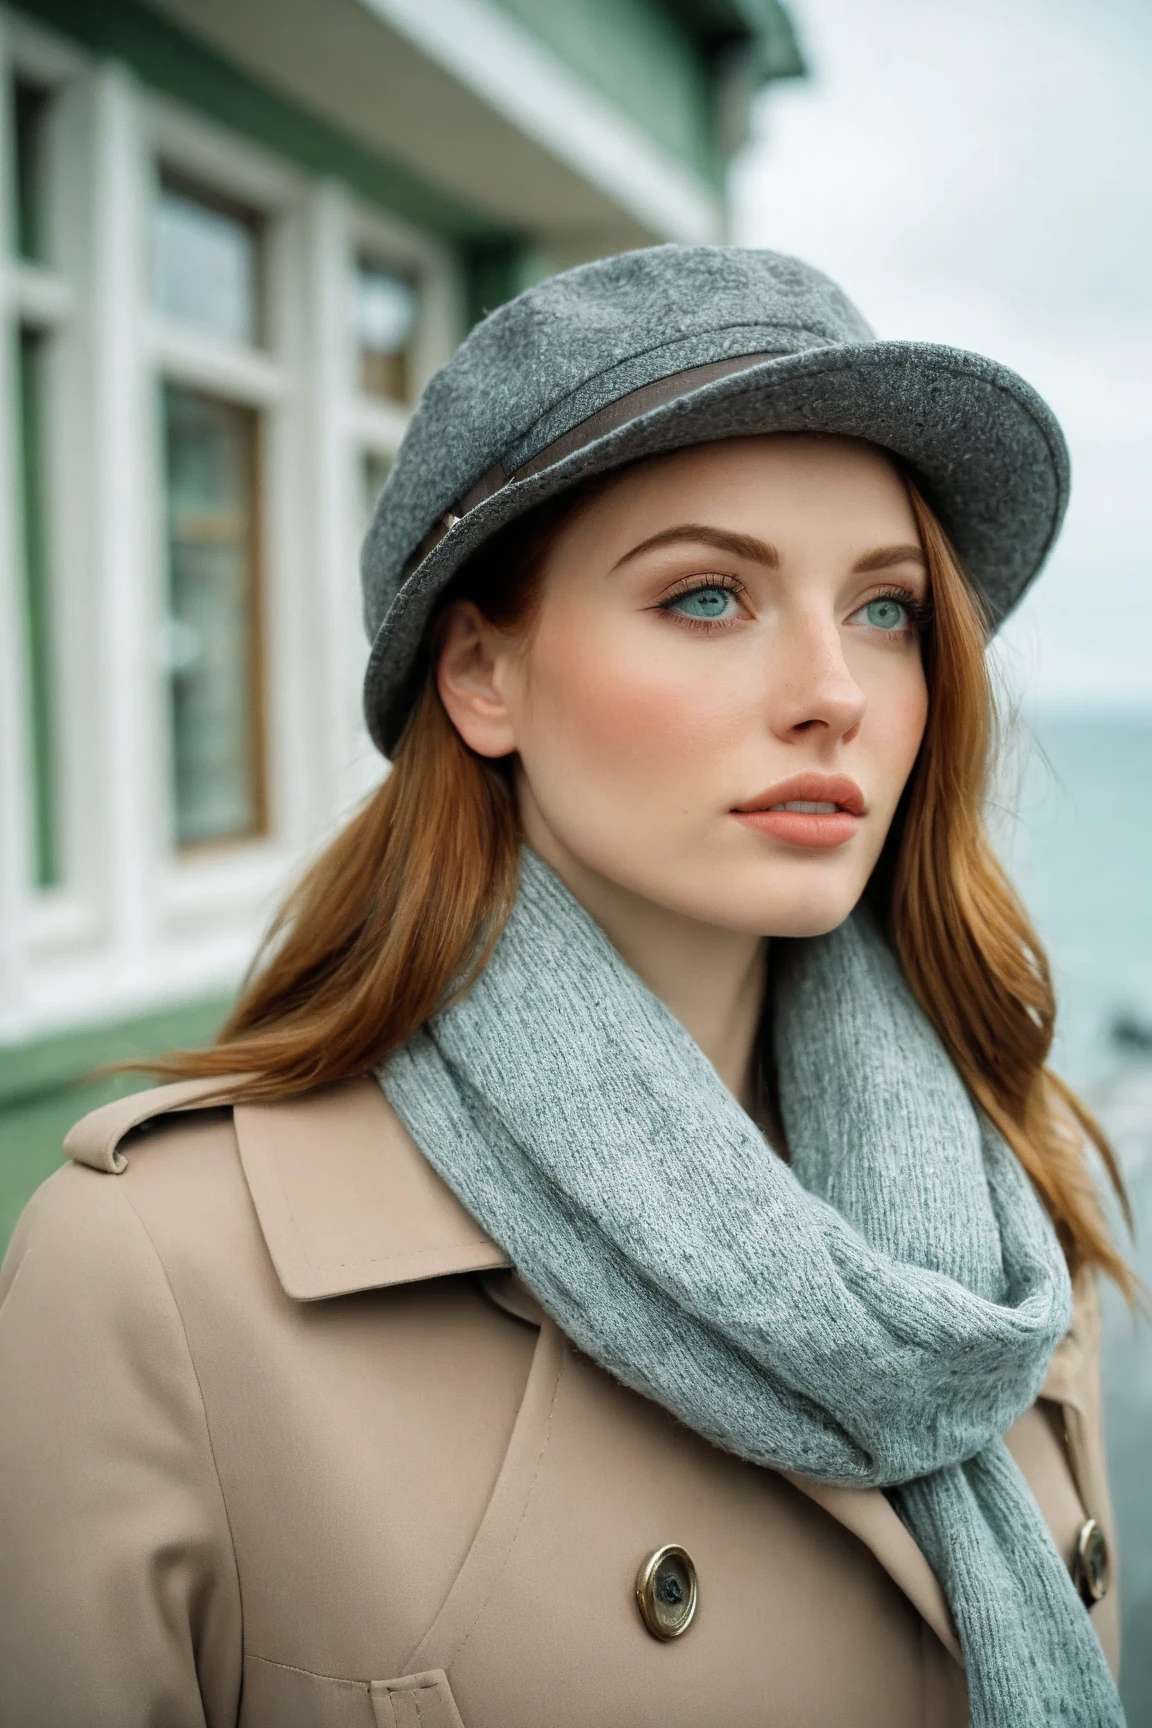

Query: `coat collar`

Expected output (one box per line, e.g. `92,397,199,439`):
69,1071,1100,1672
64,1074,509,1299
233,1079,509,1298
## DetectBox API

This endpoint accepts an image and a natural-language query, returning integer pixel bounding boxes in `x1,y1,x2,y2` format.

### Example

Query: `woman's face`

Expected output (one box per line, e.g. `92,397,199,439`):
439,434,930,938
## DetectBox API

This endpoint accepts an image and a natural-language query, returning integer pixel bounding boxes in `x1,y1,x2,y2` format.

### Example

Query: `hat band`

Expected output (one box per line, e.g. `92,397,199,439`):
403,350,777,578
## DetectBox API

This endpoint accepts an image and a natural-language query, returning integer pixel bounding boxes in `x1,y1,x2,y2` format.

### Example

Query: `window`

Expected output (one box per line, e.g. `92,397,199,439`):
150,168,272,850
153,175,262,345
0,16,456,1046
15,325,58,885
351,244,423,620
12,76,51,262
6,62,68,893
355,257,418,402
161,385,264,847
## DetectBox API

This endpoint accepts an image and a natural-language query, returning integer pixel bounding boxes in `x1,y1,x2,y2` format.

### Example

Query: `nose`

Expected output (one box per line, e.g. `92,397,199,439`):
768,613,866,744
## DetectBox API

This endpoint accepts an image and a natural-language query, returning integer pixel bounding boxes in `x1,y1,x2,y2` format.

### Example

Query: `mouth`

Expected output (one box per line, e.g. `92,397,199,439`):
730,773,865,850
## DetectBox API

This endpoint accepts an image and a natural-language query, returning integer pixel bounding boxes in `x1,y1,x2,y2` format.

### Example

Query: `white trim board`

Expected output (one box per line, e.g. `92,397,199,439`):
356,0,722,245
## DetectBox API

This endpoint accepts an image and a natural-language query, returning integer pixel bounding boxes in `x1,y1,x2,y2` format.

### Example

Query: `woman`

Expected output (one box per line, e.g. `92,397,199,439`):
0,246,1132,1727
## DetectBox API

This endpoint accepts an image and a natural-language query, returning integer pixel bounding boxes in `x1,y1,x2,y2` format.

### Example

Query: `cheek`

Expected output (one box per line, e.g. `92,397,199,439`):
861,655,929,805
521,608,743,777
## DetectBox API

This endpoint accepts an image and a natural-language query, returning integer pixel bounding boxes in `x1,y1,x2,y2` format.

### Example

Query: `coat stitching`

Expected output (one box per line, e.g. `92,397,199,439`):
441,1331,567,1671
246,1651,370,1689
115,1182,246,1679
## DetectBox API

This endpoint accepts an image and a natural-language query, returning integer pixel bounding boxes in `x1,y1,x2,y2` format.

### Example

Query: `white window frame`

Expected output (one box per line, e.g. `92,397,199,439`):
0,5,459,1044
140,95,312,926
315,186,458,812
0,12,99,990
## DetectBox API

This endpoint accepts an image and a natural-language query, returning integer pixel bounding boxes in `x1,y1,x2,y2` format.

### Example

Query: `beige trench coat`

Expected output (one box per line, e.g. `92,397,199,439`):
0,1076,1119,1727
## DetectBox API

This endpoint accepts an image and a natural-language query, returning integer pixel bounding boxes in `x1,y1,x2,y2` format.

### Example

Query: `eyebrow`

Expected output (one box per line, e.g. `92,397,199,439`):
851,543,927,574
609,524,927,576
609,524,780,571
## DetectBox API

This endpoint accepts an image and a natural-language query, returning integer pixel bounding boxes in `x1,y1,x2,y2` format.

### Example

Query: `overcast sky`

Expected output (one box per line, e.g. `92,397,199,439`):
730,0,1152,714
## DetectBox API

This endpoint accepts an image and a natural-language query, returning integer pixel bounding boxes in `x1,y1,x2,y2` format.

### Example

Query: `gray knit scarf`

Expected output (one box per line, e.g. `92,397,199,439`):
379,847,1123,1726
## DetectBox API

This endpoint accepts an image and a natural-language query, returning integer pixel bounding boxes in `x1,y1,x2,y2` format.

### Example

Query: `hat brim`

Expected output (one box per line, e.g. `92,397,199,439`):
364,339,1069,753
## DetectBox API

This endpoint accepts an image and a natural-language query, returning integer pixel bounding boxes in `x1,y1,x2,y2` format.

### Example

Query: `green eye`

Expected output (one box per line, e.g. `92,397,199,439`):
670,586,736,620
864,597,907,631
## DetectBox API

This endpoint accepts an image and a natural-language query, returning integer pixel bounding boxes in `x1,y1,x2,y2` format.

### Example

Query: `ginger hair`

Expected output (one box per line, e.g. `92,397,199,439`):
143,462,1133,1294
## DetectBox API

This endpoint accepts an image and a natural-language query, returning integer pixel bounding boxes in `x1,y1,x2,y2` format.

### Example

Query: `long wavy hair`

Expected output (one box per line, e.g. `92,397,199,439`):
146,457,1133,1294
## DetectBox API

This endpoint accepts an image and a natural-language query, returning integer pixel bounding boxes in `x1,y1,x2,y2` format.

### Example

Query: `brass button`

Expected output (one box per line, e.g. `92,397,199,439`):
636,1544,698,1640
1072,1518,1110,1607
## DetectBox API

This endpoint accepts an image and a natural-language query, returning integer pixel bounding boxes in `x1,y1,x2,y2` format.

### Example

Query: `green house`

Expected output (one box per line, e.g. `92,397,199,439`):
0,0,803,1245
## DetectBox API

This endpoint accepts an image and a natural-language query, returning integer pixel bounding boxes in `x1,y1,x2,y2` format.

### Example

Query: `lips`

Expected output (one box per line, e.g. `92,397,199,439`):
731,773,865,850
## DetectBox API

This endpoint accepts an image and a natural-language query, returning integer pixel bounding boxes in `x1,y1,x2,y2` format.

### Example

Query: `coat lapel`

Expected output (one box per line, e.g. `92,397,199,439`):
69,1073,963,1664
231,1077,965,1663
234,1078,509,1301
782,1472,961,1660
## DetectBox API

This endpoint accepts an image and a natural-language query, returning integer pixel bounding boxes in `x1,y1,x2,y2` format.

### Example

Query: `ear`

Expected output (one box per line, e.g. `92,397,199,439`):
436,600,520,758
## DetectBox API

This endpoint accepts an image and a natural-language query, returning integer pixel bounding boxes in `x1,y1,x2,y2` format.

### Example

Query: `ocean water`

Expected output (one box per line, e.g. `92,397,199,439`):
995,715,1152,1091
996,714,1152,1717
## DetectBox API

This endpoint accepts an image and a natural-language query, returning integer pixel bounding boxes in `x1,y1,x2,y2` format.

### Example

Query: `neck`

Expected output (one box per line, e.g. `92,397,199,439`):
521,824,769,1113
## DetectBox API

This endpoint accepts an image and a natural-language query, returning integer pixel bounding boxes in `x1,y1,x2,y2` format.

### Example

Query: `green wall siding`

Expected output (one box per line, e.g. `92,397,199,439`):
490,0,721,186
0,996,231,1250
461,235,550,328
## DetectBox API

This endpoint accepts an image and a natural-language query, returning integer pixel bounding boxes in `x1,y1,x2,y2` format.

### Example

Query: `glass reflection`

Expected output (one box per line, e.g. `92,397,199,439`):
153,178,261,346
355,259,417,400
161,384,264,847
13,79,52,264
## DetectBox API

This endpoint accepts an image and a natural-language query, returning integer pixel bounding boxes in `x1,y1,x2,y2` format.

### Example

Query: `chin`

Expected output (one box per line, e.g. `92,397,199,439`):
760,901,861,939
709,861,871,939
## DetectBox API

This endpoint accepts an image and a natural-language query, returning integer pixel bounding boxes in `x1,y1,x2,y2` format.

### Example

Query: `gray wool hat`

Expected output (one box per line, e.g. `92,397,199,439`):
361,244,1069,754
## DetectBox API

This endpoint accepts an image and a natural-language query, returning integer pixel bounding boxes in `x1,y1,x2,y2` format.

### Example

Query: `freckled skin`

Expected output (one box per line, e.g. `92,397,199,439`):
438,434,929,943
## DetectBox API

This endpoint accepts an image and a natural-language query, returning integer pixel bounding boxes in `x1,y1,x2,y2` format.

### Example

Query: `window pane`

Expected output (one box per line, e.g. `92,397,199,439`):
153,178,261,345
16,326,59,886
362,450,391,525
355,259,417,401
161,385,265,848
12,79,52,264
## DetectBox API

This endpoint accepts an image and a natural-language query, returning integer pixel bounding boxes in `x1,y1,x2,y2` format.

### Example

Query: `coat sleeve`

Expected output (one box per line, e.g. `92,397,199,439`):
0,1160,242,1728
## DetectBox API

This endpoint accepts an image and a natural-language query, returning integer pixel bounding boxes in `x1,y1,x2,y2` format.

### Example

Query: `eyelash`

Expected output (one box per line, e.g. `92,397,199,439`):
654,576,933,636
655,573,746,633
863,585,934,637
